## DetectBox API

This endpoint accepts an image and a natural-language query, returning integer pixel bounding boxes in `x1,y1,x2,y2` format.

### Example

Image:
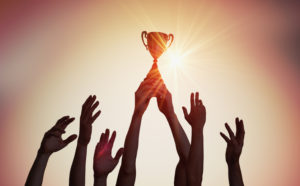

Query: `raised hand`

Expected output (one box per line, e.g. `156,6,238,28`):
94,129,124,177
134,78,157,117
220,118,245,165
117,78,157,186
26,116,77,186
39,116,77,154
79,95,101,146
184,92,206,186
70,95,101,186
182,92,206,130
157,84,191,186
156,83,175,118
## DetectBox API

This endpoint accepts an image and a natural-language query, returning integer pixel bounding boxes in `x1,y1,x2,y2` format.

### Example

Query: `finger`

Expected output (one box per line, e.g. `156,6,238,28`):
156,86,167,100
139,86,156,99
49,129,65,137
196,92,199,105
190,92,195,110
87,101,99,117
99,133,105,149
90,110,101,124
114,147,124,162
139,79,156,89
47,132,61,138
225,123,235,140
49,127,65,134
220,132,231,143
63,134,77,145
109,131,116,147
225,123,238,145
236,119,245,144
83,95,92,109
56,116,69,125
87,95,97,109
104,129,109,144
182,106,189,120
81,95,92,116
58,117,75,130
100,132,104,142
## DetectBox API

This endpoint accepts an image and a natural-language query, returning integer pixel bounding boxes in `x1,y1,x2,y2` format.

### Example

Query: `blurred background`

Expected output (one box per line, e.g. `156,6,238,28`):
0,0,299,185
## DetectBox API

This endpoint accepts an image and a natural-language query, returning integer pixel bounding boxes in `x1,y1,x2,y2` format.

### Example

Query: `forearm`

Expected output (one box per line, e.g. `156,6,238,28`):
69,143,88,186
228,162,244,186
116,112,142,186
94,175,107,186
166,113,190,162
187,129,204,186
25,152,50,186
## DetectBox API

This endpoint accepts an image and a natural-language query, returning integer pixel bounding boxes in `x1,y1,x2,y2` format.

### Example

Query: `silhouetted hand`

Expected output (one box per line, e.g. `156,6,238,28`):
220,118,245,165
156,83,175,118
78,95,101,146
39,116,77,155
134,78,156,117
182,92,206,130
94,129,124,177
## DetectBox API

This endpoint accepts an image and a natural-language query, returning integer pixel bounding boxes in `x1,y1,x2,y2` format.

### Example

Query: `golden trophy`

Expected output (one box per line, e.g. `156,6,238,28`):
141,31,174,63
141,31,174,80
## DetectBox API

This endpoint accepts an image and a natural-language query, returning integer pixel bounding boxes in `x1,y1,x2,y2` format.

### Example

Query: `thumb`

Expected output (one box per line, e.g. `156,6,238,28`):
114,147,124,162
182,106,188,120
63,134,77,145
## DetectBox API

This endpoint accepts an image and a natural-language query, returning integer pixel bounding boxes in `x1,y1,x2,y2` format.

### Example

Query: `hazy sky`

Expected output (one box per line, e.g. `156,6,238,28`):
0,1,299,185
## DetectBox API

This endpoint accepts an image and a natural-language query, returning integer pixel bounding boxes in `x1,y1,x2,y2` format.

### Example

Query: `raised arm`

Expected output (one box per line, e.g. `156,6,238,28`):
25,116,77,186
182,92,206,186
220,118,245,186
156,83,190,186
116,78,155,186
69,95,101,186
93,129,124,186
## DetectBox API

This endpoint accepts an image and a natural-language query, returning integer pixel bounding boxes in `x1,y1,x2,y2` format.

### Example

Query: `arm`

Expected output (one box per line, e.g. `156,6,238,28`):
69,95,101,186
182,92,206,186
25,116,77,186
93,129,124,186
220,118,245,186
156,83,190,186
116,78,155,186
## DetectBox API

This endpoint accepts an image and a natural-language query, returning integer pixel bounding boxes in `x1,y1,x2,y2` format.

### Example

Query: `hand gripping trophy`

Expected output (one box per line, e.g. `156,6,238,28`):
141,31,174,82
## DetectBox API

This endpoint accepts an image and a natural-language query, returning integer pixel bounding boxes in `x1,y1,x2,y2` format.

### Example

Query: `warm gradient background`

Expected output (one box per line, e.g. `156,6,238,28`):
0,1,299,186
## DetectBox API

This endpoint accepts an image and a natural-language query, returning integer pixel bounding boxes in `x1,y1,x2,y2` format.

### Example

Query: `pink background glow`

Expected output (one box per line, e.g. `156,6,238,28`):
0,1,299,185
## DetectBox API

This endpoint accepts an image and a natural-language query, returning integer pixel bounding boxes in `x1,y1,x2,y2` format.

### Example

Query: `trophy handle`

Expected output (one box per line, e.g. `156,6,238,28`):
167,34,174,48
141,31,148,50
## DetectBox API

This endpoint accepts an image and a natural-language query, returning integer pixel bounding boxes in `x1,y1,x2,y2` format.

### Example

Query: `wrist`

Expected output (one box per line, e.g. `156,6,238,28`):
133,109,144,119
37,150,51,159
77,141,89,148
164,110,176,120
192,125,204,132
78,137,89,146
94,174,107,185
227,160,240,168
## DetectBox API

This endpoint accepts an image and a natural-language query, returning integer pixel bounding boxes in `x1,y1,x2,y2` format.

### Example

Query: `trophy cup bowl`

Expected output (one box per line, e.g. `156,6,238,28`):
141,31,174,63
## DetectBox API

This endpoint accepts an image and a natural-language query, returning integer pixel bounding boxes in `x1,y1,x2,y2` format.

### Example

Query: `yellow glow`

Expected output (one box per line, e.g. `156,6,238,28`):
167,50,184,68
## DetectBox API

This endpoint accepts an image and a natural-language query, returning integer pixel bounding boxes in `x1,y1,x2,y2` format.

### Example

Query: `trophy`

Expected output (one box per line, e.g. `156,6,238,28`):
141,31,174,80
141,31,174,63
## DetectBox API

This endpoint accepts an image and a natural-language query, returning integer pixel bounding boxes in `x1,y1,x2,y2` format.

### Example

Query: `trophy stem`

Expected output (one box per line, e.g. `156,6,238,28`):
153,59,157,63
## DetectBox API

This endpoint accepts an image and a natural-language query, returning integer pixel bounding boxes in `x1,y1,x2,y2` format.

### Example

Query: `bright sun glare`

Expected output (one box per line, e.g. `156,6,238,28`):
168,51,183,68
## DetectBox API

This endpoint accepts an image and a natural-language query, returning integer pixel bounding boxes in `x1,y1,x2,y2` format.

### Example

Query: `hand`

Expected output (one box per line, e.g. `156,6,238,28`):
39,116,77,155
134,78,157,117
78,95,101,146
156,83,175,119
220,118,245,165
182,92,206,130
94,129,124,177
